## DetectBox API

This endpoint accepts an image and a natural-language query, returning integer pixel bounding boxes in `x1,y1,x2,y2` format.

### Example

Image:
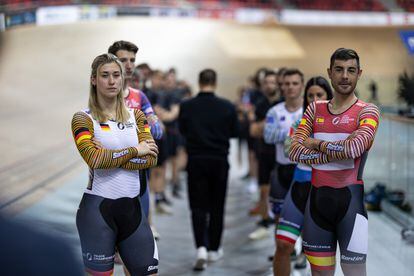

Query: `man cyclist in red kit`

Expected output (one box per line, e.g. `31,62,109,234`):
289,48,380,276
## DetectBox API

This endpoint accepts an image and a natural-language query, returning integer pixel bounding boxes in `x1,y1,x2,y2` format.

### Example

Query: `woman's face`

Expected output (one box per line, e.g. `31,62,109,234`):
306,85,328,104
92,62,123,100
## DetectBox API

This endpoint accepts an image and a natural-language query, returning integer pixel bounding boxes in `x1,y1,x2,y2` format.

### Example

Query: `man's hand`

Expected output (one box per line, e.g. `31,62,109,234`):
347,131,357,140
303,137,322,150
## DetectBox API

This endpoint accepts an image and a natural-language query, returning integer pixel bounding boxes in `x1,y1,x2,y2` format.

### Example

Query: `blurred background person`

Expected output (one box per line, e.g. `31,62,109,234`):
178,69,239,271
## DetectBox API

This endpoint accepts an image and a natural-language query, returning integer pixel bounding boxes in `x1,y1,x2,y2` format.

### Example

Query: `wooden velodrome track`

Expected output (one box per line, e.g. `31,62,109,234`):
0,17,413,212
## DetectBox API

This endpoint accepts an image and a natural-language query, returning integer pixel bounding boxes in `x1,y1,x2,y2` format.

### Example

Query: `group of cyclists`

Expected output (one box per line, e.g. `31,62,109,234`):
72,44,379,276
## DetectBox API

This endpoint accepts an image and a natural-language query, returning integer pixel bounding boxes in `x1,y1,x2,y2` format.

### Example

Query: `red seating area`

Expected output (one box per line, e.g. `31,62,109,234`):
96,0,278,9
2,0,395,12
288,0,387,11
1,0,279,9
397,0,414,12
186,0,278,9
1,0,71,9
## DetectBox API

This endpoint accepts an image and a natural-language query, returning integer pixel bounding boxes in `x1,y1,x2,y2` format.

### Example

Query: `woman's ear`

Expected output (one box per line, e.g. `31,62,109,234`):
91,76,97,86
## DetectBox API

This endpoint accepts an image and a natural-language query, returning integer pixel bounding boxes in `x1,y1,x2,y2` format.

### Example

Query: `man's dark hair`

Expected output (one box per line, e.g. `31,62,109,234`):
108,40,138,55
168,67,176,74
253,67,268,87
264,70,277,79
330,48,360,69
199,69,216,86
137,63,151,70
277,67,287,78
284,68,304,83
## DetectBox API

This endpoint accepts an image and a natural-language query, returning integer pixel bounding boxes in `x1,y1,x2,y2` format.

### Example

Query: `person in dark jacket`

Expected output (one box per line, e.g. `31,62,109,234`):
178,69,239,271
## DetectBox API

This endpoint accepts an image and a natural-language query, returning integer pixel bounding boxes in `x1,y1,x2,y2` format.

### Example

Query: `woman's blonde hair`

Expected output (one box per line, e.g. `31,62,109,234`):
88,53,129,123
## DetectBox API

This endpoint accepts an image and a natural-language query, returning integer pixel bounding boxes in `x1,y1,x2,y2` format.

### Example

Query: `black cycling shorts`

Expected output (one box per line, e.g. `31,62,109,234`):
269,164,296,215
76,193,158,275
302,184,367,271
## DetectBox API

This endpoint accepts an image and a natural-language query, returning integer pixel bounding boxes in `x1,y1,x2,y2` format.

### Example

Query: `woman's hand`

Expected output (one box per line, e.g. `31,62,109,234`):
136,140,158,157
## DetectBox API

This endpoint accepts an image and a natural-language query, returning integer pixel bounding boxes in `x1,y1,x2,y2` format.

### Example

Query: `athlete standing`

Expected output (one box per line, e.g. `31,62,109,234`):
273,76,333,275
289,48,380,276
263,68,304,270
108,40,163,219
248,70,282,240
72,53,159,276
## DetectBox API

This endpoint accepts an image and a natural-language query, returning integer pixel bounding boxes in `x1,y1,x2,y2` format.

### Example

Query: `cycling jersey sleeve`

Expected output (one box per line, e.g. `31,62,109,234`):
139,91,154,116
284,119,300,156
319,104,379,160
139,91,163,140
72,112,138,169
147,114,163,140
289,103,330,165
121,109,158,170
263,107,288,144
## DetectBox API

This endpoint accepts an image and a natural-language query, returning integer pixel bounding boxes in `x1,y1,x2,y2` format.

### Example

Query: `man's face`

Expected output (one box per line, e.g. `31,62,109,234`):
151,73,165,91
115,50,136,79
283,74,303,100
328,59,362,96
262,75,277,96
165,72,176,90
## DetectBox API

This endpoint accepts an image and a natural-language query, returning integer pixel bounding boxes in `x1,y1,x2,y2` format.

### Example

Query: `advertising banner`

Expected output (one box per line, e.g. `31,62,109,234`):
399,30,414,55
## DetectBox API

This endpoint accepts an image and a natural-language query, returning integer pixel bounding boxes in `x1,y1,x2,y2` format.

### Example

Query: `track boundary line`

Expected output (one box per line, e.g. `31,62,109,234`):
0,160,81,210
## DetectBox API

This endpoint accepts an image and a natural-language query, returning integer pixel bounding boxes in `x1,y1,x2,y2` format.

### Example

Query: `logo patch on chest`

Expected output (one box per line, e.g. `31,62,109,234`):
332,115,355,125
117,122,135,130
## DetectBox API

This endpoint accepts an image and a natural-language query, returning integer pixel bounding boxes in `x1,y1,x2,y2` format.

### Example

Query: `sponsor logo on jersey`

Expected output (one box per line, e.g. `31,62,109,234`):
332,116,354,125
148,265,158,272
326,143,344,151
332,117,340,125
299,153,319,160
83,253,115,262
341,255,364,262
316,117,325,124
100,123,110,131
340,115,355,124
117,122,125,130
113,149,129,159
117,122,134,130
359,118,377,129
125,98,141,109
130,158,147,164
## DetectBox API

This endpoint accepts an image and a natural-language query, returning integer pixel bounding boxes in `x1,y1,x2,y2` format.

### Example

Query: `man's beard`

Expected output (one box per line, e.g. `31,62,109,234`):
333,82,355,96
